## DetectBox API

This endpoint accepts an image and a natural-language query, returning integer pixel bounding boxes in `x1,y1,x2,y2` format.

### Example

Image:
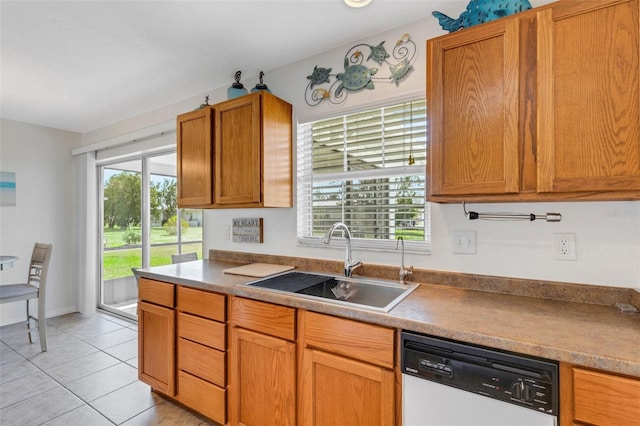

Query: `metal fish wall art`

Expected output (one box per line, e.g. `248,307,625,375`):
432,0,532,32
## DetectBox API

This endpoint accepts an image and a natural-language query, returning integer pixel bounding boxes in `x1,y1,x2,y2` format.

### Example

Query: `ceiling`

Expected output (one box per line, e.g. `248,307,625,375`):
0,0,472,134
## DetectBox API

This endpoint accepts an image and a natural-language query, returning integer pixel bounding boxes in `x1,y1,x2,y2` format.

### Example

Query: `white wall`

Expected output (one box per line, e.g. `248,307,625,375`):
71,14,640,291
1,5,634,328
0,119,82,325
201,17,640,289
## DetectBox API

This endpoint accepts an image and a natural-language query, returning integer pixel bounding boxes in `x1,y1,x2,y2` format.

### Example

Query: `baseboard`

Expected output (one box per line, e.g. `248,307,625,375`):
0,305,77,327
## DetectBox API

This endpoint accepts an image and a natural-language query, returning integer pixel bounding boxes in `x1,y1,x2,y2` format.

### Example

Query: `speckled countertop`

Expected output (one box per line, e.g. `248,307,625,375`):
136,255,640,378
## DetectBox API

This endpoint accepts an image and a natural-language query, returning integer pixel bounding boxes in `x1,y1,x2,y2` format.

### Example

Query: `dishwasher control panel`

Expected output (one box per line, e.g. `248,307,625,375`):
401,331,558,416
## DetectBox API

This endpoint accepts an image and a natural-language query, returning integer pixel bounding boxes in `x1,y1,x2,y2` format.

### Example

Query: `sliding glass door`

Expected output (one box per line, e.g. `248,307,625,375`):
98,151,202,319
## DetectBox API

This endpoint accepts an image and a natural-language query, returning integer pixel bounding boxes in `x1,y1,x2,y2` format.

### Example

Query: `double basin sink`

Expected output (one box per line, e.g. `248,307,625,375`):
242,271,418,312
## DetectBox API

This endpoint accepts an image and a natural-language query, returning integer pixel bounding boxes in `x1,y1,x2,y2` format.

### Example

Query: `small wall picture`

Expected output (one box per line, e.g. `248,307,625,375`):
0,171,16,207
232,218,264,243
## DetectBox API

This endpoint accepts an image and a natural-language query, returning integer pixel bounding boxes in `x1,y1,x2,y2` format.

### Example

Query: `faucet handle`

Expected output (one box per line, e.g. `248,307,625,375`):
399,264,413,284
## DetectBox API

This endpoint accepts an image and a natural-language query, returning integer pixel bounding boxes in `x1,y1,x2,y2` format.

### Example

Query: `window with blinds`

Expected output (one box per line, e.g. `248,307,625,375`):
297,99,430,252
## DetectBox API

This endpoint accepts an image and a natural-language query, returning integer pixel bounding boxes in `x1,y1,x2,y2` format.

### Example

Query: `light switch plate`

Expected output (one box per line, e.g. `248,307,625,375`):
453,230,477,254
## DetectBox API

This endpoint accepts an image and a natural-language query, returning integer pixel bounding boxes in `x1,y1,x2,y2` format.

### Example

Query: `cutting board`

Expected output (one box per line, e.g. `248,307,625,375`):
223,263,295,278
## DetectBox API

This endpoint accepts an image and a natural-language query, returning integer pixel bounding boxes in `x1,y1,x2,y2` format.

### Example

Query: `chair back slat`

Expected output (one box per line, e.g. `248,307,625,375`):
28,243,52,291
32,245,49,263
171,252,198,264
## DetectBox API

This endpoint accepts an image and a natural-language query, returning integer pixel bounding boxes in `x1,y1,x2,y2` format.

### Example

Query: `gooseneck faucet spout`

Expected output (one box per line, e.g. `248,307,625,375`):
322,222,362,277
396,237,413,285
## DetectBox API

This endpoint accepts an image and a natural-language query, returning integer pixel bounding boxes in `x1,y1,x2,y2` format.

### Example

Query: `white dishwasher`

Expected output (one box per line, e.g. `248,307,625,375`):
401,331,558,426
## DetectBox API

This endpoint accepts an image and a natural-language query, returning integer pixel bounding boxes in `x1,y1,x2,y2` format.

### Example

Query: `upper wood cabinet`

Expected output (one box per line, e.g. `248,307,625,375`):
428,17,522,198
427,0,640,202
537,0,640,194
177,107,213,206
177,91,293,208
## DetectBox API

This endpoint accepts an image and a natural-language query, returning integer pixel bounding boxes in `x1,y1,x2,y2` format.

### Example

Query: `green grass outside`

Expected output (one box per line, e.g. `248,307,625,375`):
103,243,203,280
395,229,425,240
103,226,202,248
102,226,202,280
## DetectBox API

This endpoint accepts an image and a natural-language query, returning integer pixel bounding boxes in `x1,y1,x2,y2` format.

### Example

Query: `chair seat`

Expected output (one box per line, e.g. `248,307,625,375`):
2,242,52,352
0,284,38,303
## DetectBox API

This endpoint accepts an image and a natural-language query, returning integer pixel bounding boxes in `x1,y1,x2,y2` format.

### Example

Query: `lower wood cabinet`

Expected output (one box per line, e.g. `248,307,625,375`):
177,370,226,422
299,311,397,426
138,278,176,396
139,282,640,426
299,347,395,426
138,301,176,396
229,297,297,426
176,286,227,425
560,362,640,426
139,285,400,425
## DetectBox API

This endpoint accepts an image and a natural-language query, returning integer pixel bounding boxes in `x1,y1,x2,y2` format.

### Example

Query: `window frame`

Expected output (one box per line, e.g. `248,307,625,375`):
296,98,430,254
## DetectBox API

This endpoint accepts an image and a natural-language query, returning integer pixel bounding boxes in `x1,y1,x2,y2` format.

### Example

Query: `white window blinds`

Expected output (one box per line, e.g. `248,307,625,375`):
297,99,430,252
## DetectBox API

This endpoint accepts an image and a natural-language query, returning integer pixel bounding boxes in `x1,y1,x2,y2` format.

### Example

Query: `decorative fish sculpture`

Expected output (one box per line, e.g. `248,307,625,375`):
432,0,532,32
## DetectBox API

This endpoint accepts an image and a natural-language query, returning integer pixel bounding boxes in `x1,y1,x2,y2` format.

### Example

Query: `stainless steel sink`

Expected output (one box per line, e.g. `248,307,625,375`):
242,271,418,312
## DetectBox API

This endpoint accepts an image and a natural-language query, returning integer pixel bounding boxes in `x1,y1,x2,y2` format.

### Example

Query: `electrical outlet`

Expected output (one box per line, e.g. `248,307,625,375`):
223,225,230,240
553,233,576,260
453,230,477,254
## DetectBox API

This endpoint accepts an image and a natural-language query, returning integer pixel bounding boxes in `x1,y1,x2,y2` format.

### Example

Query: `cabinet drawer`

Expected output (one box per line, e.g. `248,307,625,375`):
573,367,640,425
177,286,225,321
138,278,175,308
177,370,226,425
231,297,296,341
178,338,225,387
177,312,225,350
303,311,395,369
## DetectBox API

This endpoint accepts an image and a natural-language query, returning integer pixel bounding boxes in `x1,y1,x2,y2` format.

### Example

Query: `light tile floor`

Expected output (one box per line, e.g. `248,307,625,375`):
0,311,214,425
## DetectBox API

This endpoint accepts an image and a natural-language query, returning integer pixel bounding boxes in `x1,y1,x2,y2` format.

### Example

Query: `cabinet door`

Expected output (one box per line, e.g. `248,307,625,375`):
537,0,640,194
428,18,521,197
214,95,262,206
299,348,395,426
177,107,213,206
229,327,296,426
560,363,640,426
138,301,175,396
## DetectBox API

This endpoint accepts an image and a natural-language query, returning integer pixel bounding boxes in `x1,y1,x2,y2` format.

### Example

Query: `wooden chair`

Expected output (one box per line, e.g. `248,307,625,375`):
171,252,198,264
0,243,53,351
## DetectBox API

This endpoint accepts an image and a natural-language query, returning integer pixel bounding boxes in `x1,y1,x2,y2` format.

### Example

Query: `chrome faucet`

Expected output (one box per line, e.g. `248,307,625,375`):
322,222,362,277
396,237,413,285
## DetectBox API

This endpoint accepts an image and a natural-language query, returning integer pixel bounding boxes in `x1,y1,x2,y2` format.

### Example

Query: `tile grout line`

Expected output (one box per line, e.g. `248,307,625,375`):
0,312,145,425
1,322,118,424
